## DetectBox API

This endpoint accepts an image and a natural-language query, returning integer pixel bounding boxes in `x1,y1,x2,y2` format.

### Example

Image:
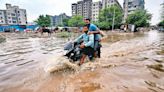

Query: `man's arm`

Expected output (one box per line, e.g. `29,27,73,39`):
90,30,100,34
88,25,100,34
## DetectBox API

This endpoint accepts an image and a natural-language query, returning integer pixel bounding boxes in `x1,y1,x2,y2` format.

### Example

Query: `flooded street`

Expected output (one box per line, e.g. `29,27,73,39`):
0,30,164,92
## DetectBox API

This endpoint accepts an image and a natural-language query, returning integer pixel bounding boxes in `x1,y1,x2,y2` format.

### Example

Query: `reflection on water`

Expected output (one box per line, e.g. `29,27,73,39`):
0,30,164,92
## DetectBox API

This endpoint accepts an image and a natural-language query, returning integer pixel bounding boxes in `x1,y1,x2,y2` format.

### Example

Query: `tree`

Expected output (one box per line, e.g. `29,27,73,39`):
63,18,69,26
98,5,123,30
126,9,152,27
35,15,51,27
158,20,164,27
158,3,164,27
68,15,85,27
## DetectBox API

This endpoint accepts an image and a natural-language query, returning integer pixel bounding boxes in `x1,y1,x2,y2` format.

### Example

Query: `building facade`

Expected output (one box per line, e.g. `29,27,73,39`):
0,4,27,25
77,1,83,16
124,0,145,14
102,0,122,10
123,0,145,22
0,10,6,25
83,0,92,18
91,1,102,22
72,3,77,16
72,0,124,22
72,0,92,19
50,13,70,26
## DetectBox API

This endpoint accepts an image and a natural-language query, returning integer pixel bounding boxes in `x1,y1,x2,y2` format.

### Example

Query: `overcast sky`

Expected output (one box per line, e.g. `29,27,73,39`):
0,0,163,25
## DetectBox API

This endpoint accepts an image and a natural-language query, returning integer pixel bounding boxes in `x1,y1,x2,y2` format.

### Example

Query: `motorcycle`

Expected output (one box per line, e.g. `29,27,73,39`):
64,42,82,62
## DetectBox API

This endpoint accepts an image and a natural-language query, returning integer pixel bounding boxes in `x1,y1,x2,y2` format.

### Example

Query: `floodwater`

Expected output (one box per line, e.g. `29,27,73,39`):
0,31,164,92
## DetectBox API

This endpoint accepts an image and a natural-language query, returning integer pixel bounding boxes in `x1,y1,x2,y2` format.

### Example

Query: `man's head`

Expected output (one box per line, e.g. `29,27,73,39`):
84,18,91,24
83,25,89,33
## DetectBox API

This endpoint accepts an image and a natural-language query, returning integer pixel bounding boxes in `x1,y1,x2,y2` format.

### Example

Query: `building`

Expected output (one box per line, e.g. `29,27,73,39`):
102,0,122,10
72,3,77,16
72,0,92,19
91,1,102,22
124,0,145,14
72,0,123,22
77,1,83,16
123,0,145,22
83,0,92,19
49,13,70,26
0,10,6,25
0,4,27,25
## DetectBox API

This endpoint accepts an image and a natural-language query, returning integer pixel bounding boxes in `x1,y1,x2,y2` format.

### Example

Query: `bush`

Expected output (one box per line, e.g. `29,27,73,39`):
56,32,71,38
0,35,6,43
158,20,164,27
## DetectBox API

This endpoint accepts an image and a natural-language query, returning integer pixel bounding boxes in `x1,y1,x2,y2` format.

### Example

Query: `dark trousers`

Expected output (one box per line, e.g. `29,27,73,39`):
94,41,101,58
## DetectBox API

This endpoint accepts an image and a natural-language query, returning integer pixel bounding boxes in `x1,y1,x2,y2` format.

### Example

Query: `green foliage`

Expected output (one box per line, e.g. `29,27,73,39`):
35,15,51,27
158,3,164,27
98,22,111,29
68,15,85,27
126,9,152,27
63,18,69,26
158,20,164,27
0,35,6,43
98,5,123,29
56,32,71,38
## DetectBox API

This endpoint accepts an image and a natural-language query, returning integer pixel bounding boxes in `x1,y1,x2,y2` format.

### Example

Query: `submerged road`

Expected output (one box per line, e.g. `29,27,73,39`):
0,30,163,92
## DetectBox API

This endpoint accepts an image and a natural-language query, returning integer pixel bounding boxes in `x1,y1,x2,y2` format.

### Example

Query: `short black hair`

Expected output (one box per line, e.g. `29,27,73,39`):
84,18,91,21
83,24,88,28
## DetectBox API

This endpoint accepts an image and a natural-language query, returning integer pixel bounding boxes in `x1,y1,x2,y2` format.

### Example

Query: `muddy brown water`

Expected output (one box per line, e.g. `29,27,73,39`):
0,31,164,92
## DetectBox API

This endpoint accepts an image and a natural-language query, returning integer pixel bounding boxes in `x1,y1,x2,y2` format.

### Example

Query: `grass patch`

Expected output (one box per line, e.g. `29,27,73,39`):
0,36,6,43
56,32,71,38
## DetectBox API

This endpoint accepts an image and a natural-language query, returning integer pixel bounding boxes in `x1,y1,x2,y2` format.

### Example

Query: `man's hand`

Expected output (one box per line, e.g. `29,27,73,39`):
80,44,85,48
100,31,105,37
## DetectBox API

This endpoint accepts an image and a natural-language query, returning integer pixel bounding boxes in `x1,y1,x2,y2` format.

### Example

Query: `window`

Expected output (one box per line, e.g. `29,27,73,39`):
8,17,11,19
12,17,17,20
128,2,132,5
128,6,132,8
18,11,20,13
0,12,2,15
11,13,16,16
12,21,16,23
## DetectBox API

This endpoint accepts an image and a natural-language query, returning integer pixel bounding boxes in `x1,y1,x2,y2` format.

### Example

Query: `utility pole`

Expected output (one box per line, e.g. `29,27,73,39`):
123,0,128,23
112,6,116,31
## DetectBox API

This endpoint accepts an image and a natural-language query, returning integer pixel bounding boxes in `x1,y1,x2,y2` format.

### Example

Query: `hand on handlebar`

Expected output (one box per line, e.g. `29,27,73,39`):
80,43,85,48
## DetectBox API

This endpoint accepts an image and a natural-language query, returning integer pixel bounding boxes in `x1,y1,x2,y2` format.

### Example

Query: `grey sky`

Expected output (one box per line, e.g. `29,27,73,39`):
0,0,163,25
